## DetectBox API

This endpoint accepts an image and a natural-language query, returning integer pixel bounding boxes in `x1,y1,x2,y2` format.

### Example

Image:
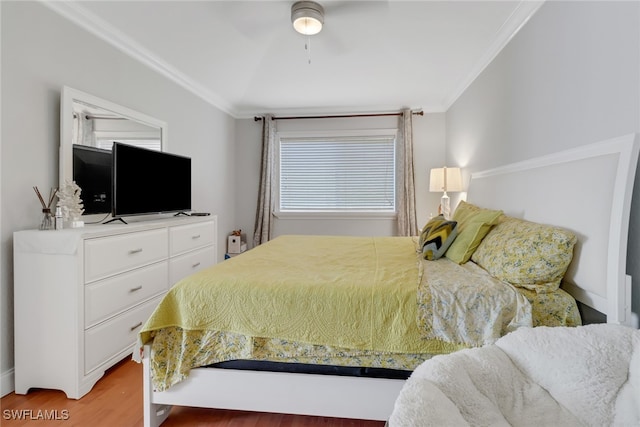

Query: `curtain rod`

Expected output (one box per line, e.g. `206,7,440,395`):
73,113,126,120
254,110,423,121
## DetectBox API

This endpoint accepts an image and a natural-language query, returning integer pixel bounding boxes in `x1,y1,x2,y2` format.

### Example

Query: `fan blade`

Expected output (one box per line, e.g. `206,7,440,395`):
318,1,391,54
323,0,389,18
221,1,290,40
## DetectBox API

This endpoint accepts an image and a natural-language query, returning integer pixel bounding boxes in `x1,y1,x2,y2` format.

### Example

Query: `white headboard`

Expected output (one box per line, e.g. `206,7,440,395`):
467,134,639,325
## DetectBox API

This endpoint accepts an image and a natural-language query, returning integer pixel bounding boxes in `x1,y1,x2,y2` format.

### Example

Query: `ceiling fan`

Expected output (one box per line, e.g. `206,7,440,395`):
227,1,389,41
292,0,391,61
224,1,389,63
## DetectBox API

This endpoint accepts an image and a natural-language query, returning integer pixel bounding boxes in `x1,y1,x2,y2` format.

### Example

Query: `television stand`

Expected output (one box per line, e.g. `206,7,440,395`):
103,217,127,225
174,212,190,217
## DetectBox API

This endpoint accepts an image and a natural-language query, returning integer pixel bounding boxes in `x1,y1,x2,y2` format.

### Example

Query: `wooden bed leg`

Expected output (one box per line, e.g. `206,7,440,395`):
142,346,171,427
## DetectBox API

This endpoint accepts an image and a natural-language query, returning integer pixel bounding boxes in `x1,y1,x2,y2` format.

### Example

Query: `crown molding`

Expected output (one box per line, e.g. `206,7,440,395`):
41,1,238,117
41,0,543,119
443,0,545,111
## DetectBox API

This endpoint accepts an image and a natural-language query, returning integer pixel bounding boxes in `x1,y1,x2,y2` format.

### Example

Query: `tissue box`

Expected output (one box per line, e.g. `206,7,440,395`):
228,235,246,253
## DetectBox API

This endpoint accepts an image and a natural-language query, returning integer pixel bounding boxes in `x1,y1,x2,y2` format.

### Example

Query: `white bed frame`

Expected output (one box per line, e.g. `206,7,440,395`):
143,133,639,427
467,133,639,327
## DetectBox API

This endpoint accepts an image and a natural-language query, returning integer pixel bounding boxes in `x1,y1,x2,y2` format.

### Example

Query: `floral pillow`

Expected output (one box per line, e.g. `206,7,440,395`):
471,216,577,293
418,215,458,260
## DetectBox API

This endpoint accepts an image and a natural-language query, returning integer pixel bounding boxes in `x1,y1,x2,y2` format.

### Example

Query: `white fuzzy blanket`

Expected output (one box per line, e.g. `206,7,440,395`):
389,324,640,427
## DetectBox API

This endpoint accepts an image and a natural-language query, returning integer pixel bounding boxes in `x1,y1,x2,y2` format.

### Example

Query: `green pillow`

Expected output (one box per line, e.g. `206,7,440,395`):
445,201,502,264
418,215,458,260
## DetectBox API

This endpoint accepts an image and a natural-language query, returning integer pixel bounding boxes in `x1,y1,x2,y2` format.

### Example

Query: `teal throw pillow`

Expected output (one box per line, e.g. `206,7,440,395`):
419,215,458,260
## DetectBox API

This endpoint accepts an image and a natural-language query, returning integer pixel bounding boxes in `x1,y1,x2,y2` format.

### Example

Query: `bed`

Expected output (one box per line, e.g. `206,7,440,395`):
139,133,639,427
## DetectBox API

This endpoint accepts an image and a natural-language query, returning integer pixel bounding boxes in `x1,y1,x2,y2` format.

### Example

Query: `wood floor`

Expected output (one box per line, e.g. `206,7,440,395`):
0,358,386,427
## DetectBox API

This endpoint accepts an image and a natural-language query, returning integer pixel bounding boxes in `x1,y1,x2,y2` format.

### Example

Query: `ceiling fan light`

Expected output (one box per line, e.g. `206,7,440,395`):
291,1,324,35
293,16,323,35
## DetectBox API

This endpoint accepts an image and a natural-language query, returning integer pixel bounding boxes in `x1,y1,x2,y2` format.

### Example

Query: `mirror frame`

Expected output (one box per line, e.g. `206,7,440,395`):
59,86,168,188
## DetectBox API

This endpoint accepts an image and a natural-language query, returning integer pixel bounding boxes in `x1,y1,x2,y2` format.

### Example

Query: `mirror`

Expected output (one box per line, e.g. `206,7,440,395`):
59,86,168,214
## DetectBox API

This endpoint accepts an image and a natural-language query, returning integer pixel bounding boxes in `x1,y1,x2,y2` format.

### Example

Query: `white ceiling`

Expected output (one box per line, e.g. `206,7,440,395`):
45,0,543,118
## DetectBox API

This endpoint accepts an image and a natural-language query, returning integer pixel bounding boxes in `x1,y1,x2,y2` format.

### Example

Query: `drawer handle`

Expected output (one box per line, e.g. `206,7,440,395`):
192,234,201,239
192,262,201,268
130,322,143,331
130,286,143,292
129,248,143,254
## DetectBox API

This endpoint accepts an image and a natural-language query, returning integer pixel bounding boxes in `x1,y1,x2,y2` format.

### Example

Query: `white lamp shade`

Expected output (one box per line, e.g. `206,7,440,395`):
429,167,463,192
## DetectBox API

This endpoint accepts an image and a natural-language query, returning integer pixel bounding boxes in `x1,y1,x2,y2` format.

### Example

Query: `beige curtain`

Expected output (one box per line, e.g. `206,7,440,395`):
397,109,418,236
253,115,276,247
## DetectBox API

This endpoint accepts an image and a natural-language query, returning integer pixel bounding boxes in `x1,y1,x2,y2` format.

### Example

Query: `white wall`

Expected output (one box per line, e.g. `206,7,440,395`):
446,1,640,321
0,2,237,394
234,113,446,247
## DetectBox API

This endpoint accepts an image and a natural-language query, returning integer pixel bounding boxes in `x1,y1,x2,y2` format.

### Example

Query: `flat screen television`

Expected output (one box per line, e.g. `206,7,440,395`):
112,142,191,218
72,144,112,215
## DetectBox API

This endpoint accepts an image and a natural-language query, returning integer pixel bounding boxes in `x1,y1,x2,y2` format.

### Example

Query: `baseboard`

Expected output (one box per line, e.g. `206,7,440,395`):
1,368,15,397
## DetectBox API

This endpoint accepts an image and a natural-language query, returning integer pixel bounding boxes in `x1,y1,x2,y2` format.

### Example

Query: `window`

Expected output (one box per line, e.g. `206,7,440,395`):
96,137,161,152
277,132,396,215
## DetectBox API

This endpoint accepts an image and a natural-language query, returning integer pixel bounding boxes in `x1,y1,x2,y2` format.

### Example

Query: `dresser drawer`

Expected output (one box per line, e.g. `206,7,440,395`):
84,228,168,283
170,221,215,256
169,245,216,285
84,296,161,374
85,261,169,328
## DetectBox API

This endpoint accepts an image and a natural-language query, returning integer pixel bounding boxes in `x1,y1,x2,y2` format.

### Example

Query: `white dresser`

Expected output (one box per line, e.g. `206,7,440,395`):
13,215,217,399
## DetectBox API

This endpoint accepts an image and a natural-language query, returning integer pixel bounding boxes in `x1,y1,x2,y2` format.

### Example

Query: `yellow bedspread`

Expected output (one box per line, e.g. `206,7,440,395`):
138,234,579,392
139,235,458,354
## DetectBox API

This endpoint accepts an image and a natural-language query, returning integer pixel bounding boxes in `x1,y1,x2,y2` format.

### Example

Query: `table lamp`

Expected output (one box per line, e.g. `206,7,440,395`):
429,167,462,219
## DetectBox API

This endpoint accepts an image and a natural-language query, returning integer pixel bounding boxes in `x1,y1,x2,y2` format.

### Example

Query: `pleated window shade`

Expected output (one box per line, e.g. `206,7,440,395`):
279,135,396,212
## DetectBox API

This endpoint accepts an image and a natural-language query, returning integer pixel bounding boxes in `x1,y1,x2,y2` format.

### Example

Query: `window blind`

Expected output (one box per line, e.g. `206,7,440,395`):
279,136,396,212
96,139,161,151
